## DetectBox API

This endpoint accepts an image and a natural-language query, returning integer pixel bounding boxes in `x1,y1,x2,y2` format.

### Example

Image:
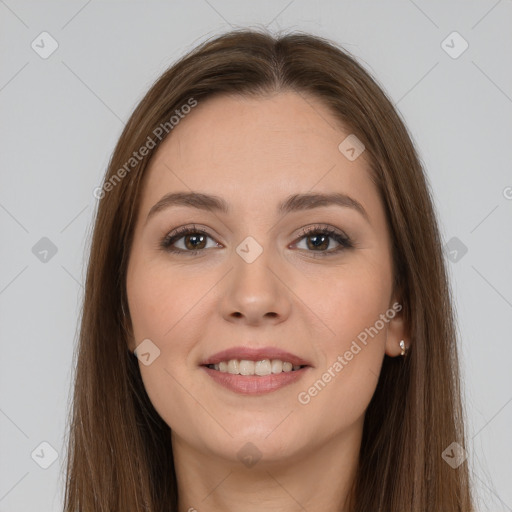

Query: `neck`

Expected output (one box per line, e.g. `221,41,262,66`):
172,419,362,512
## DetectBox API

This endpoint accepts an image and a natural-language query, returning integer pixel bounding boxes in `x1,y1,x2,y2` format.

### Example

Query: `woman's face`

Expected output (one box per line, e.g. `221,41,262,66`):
126,91,405,464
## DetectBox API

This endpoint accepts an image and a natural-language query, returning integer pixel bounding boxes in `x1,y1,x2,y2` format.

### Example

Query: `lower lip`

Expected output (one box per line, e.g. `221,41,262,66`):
201,366,310,395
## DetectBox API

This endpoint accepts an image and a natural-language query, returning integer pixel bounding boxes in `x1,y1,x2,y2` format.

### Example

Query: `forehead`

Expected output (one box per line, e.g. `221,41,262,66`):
139,91,377,220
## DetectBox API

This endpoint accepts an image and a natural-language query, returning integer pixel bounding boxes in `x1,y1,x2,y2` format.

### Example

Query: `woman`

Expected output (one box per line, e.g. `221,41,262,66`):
63,28,474,511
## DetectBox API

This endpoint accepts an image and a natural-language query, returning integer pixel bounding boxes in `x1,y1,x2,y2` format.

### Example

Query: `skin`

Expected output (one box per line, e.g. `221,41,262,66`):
126,91,407,512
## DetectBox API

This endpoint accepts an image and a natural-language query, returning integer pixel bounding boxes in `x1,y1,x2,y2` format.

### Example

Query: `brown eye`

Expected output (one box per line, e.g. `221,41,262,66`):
160,224,353,257
293,226,353,256
305,233,330,251
161,226,219,254
182,233,208,251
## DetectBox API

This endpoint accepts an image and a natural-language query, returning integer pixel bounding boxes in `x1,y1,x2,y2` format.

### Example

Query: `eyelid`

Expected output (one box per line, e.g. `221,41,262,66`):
290,224,353,255
292,223,350,242
160,224,222,251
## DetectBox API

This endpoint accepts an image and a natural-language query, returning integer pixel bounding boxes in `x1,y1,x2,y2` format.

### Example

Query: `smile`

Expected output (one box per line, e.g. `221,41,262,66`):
200,346,313,394
205,359,306,376
201,360,311,395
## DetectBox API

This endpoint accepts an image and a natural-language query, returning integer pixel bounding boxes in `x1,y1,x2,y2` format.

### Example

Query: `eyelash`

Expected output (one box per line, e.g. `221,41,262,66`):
160,223,353,257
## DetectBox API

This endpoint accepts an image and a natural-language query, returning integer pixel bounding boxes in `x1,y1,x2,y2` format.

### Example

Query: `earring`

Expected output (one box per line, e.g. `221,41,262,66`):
399,339,406,356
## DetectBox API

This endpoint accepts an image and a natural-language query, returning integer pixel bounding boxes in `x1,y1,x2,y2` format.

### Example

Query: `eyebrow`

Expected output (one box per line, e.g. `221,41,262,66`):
145,191,370,225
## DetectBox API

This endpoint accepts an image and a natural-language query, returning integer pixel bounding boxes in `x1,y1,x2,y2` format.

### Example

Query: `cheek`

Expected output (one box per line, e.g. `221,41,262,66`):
292,259,392,418
128,257,207,344
297,257,392,352
127,260,211,434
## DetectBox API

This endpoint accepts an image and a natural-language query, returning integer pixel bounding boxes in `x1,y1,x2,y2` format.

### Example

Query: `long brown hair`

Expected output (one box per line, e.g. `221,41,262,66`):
62,28,474,511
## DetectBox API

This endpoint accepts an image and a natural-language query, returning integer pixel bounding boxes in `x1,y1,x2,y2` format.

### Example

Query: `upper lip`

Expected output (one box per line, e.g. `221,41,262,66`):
201,346,313,367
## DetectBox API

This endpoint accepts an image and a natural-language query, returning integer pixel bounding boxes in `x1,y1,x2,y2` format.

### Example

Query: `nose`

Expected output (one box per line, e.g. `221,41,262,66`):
220,245,292,326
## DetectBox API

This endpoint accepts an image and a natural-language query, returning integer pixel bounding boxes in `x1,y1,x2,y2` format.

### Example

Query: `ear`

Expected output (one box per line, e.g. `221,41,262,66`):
384,296,409,357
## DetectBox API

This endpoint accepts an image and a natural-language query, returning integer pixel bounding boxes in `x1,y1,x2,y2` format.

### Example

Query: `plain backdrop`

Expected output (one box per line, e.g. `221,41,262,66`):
1,1,511,511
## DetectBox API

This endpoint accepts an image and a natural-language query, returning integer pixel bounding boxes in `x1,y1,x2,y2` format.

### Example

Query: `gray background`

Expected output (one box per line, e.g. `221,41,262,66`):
1,1,511,510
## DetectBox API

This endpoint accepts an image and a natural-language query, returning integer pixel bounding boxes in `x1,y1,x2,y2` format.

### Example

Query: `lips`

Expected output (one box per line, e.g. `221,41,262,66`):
199,346,313,395
200,346,313,367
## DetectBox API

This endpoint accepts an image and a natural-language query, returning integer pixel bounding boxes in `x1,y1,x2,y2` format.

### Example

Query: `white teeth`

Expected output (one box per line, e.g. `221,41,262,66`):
227,359,239,374
239,360,255,375
271,359,283,373
255,359,271,376
210,358,304,376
